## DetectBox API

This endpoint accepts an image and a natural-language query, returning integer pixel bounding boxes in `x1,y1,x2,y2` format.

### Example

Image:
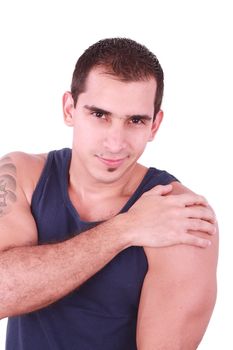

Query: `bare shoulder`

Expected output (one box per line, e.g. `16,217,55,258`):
0,151,47,205
170,180,199,195
0,152,48,250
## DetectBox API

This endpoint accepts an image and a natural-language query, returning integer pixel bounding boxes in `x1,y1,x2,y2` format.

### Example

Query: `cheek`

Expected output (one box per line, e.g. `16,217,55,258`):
72,123,103,148
130,128,151,145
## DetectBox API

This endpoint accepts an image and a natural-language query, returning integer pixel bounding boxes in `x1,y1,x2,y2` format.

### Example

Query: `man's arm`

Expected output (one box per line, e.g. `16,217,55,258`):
0,154,216,319
136,182,218,350
0,153,135,319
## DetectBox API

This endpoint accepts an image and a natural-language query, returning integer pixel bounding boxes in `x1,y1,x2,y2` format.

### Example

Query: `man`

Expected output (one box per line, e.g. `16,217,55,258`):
0,38,218,349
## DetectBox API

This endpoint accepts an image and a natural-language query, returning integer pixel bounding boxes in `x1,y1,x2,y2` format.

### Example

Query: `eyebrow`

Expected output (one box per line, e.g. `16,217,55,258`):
83,105,153,121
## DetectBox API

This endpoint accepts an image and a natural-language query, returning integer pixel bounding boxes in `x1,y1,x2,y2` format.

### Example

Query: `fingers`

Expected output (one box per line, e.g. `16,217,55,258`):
185,206,216,224
186,218,216,235
146,184,173,196
179,193,208,207
180,234,211,248
145,187,209,209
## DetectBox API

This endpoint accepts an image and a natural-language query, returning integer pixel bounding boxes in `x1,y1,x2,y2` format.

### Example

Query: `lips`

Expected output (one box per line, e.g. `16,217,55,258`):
96,156,127,168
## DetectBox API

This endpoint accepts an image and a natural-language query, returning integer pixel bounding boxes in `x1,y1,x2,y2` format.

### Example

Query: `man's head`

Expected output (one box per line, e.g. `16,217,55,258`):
63,38,164,185
71,38,164,119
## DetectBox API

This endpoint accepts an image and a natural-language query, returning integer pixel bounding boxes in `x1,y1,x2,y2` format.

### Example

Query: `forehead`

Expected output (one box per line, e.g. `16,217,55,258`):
77,67,157,115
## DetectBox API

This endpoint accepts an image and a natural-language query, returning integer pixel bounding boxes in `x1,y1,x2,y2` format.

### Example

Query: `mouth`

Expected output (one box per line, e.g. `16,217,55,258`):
96,156,127,168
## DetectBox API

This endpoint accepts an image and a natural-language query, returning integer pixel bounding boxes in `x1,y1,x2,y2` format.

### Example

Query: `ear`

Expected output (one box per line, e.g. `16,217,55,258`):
63,91,75,127
148,110,164,141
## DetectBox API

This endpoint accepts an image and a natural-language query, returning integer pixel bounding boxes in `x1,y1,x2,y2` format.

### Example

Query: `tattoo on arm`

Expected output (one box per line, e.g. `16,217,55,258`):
0,157,17,217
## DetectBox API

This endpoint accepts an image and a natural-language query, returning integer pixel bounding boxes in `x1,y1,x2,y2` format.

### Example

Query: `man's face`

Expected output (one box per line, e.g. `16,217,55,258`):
63,67,162,184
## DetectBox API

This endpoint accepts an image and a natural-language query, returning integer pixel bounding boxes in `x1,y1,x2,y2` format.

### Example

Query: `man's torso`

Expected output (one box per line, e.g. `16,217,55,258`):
6,148,177,350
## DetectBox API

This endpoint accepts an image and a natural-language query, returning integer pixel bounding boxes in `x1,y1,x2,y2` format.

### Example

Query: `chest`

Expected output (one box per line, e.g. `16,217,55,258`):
69,189,130,222
33,188,148,318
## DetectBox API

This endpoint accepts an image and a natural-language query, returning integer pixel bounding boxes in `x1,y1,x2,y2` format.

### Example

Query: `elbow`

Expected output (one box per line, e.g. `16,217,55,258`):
0,311,7,320
0,286,8,319
0,280,19,320
0,299,9,320
0,286,25,319
0,293,13,320
0,297,20,320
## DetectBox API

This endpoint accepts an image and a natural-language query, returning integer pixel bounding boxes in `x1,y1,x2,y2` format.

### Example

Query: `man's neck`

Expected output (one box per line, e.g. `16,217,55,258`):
68,155,147,203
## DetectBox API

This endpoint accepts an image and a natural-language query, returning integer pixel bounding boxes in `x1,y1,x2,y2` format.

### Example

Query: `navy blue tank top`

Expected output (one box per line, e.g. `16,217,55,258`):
6,148,177,350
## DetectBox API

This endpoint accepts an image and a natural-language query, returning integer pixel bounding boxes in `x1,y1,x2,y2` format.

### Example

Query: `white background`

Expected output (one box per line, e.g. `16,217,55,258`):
0,0,232,348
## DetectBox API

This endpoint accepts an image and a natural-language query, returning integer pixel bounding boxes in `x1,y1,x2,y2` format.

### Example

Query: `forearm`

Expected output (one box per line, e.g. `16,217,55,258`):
0,214,130,319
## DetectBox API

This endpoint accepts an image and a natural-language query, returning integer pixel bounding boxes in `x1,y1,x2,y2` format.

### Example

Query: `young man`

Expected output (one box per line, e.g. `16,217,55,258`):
0,38,218,349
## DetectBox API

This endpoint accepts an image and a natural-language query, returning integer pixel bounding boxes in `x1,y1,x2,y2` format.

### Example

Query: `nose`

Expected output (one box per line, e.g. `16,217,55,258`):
103,124,127,154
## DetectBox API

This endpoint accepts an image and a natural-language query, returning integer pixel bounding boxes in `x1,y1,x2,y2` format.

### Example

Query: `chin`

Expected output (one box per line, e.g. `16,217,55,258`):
92,167,126,184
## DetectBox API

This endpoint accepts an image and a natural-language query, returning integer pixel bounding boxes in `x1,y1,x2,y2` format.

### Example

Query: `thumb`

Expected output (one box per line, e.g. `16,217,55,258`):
148,184,173,196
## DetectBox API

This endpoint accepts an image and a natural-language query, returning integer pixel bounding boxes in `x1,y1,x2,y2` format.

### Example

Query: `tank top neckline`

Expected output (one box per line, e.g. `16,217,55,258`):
61,148,154,225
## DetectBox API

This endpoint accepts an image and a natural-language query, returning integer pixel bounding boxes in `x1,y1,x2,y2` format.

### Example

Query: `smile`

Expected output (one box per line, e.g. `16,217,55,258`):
96,156,127,168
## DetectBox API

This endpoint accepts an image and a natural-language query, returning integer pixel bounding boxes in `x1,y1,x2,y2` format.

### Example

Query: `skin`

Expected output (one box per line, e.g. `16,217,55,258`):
63,67,163,211
136,182,218,349
0,158,17,217
0,68,218,349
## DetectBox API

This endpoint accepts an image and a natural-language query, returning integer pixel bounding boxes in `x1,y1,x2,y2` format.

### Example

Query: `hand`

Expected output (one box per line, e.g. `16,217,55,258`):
127,184,216,248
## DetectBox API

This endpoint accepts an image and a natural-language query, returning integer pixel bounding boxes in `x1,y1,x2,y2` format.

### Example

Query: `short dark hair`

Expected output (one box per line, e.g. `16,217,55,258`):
71,38,164,118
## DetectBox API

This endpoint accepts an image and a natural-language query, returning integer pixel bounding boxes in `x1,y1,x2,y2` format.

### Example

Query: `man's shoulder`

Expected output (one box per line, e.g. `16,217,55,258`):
168,181,194,195
144,180,218,262
0,151,48,176
0,151,48,204
2,150,47,163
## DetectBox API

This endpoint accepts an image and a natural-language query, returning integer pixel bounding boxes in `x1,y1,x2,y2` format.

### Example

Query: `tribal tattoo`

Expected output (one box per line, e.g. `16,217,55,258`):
0,157,17,217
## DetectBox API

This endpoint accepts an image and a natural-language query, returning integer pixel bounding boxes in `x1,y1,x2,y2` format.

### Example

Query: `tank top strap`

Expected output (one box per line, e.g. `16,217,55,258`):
121,167,179,212
31,148,71,208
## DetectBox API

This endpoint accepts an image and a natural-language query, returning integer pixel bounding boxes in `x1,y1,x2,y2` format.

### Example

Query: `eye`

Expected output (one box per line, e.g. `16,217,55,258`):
93,111,104,118
130,117,145,125
90,111,109,121
90,111,104,118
